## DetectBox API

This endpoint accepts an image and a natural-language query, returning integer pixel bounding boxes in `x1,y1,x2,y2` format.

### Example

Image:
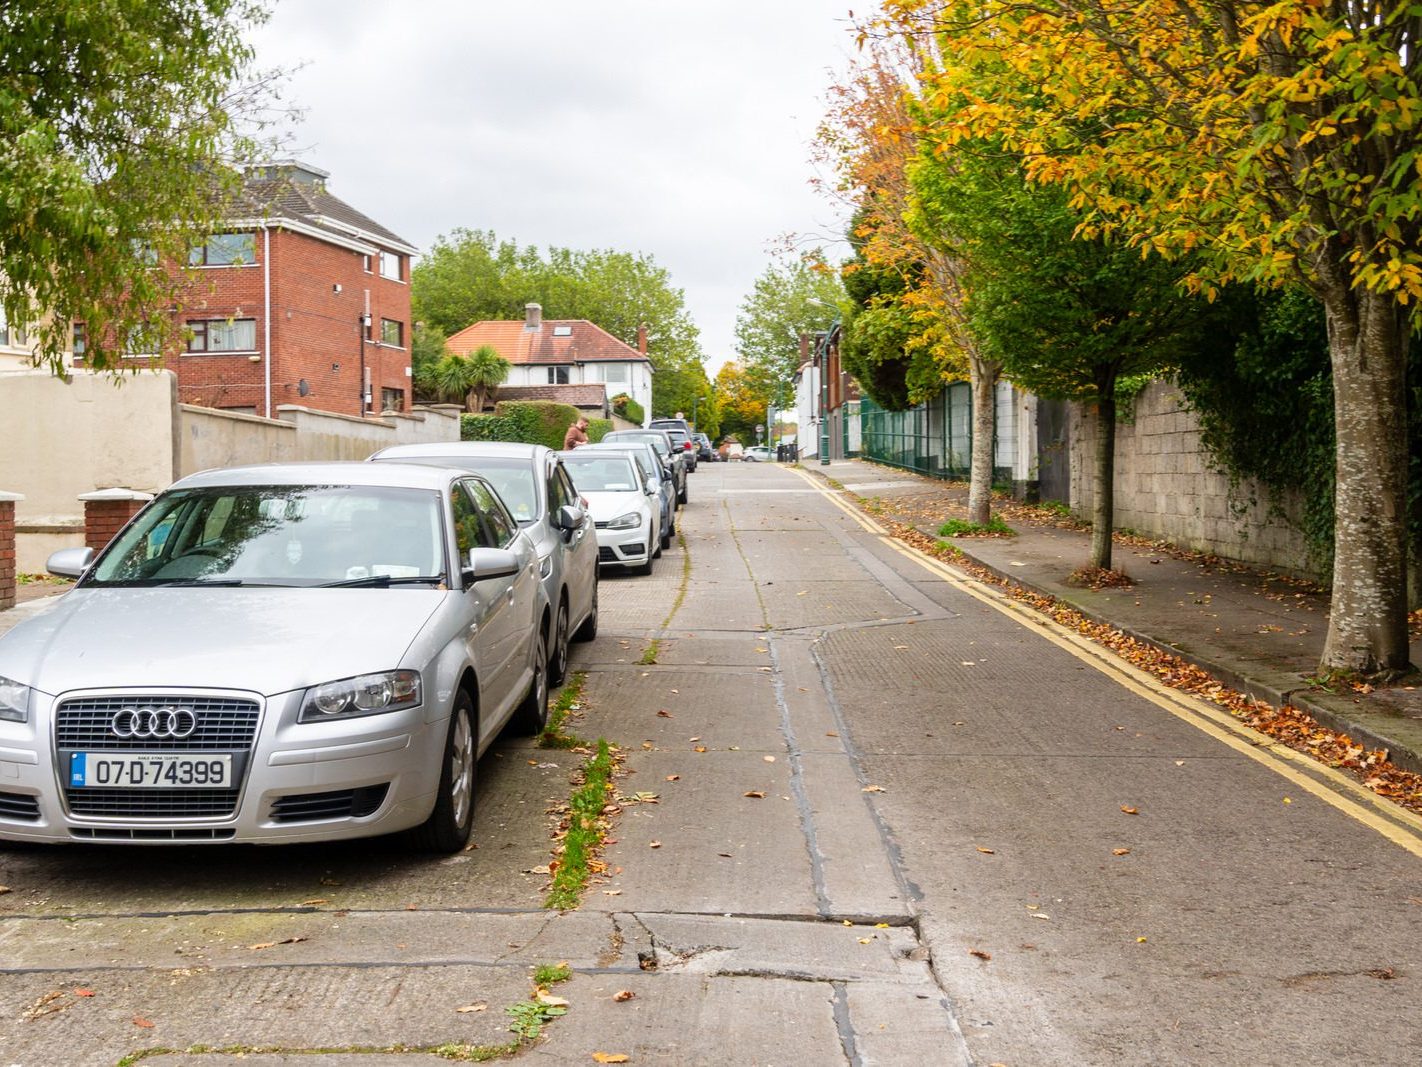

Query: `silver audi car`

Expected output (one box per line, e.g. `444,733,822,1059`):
0,462,550,850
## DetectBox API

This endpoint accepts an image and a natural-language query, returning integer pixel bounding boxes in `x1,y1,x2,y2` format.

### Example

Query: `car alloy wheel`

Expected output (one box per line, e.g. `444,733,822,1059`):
550,601,570,686
512,627,549,734
410,689,477,852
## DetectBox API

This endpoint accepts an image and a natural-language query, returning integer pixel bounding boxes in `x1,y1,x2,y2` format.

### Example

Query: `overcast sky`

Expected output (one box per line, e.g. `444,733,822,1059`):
249,2,857,369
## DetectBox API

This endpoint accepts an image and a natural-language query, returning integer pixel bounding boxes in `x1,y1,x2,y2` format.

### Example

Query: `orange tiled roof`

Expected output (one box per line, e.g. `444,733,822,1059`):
446,319,650,366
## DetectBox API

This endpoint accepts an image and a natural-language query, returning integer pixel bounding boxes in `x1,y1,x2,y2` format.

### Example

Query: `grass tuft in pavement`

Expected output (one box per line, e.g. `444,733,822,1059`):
545,738,618,910
539,671,589,749
938,515,1015,538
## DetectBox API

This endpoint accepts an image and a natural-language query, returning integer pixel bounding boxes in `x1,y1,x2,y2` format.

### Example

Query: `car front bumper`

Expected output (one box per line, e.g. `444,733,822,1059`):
0,687,445,844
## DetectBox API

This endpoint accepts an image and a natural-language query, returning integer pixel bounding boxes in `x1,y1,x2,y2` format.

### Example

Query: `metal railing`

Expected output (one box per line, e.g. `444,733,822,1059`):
858,383,976,480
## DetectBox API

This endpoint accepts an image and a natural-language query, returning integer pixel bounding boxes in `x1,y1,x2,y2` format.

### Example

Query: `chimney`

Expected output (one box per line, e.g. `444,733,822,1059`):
637,323,648,355
524,303,542,330
799,333,811,364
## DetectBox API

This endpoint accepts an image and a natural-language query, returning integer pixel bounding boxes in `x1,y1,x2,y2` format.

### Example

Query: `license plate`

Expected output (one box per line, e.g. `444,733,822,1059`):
69,753,233,789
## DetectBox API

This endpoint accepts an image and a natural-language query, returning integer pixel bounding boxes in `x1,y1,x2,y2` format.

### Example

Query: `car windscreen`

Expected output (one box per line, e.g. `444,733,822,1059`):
562,456,641,493
586,445,658,483
606,432,670,457
87,484,446,587
388,455,539,525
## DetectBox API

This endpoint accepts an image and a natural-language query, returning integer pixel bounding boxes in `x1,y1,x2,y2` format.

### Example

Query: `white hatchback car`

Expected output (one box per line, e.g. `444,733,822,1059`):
558,450,662,575
0,462,550,851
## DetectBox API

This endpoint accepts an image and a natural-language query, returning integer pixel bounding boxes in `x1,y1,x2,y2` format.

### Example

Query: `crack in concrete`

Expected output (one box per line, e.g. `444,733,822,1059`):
831,980,864,1067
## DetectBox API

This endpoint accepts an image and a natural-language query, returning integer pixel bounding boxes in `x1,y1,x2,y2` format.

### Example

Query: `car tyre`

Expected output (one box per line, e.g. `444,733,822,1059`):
677,481,688,506
409,688,476,853
573,577,599,642
510,625,549,735
637,539,655,575
549,600,570,686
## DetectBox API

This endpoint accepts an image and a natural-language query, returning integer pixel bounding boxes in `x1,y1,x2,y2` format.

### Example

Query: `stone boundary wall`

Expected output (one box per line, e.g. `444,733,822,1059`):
1069,379,1312,575
0,368,462,572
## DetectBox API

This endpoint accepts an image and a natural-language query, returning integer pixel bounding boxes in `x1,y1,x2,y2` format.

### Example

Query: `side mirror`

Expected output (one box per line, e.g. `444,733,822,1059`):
553,505,583,532
463,547,520,585
47,546,94,579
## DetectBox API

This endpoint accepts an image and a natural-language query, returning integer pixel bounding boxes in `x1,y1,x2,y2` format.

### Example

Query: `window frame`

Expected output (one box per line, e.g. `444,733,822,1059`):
547,366,570,385
379,251,403,282
189,232,256,268
185,317,258,354
380,318,404,348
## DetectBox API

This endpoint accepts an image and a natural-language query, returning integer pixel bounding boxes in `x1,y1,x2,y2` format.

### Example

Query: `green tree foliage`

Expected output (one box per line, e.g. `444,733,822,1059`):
0,0,274,373
410,322,451,400
461,400,593,451
839,212,915,410
411,229,706,416
733,256,844,406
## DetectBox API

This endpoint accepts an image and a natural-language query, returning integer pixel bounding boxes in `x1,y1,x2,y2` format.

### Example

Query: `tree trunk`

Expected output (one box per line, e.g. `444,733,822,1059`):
1090,376,1116,572
1319,285,1411,676
967,353,1000,526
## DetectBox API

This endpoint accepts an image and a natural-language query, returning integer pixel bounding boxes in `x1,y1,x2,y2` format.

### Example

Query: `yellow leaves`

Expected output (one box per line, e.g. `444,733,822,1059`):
592,1054,630,1064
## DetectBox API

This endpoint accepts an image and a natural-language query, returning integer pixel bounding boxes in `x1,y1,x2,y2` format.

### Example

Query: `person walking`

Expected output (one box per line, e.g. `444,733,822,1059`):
563,415,590,450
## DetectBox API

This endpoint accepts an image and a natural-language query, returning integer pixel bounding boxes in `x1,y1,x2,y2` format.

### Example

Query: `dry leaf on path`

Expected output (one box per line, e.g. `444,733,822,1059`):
249,936,309,950
1113,848,1132,856
456,1002,488,1014
73,988,95,998
976,846,995,854
969,949,992,961
1120,805,1139,815
132,1016,155,1028
743,791,766,799
862,784,885,793
656,710,672,718
593,1055,631,1064
613,990,636,1002
763,755,776,763
648,841,662,849
665,774,680,782
23,990,67,1021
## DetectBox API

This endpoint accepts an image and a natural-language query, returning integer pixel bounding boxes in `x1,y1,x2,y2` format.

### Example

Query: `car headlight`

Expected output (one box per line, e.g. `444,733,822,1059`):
299,670,421,723
539,553,553,580
606,511,642,530
0,676,29,724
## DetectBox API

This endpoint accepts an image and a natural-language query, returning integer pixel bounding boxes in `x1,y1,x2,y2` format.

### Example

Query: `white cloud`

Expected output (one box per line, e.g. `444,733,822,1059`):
250,0,856,368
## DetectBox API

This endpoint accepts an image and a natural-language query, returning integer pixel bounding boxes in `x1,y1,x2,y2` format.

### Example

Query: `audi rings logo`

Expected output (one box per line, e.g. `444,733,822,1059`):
111,706,199,740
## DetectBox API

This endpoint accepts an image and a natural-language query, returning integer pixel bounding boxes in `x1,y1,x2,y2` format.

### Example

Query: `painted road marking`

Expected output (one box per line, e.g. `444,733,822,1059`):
790,465,1422,858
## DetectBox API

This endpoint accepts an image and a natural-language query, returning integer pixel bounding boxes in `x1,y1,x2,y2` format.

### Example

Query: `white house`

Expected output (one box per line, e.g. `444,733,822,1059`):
445,303,652,423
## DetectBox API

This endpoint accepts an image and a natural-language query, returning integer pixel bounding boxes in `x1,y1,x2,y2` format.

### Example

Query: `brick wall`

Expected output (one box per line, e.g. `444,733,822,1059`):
0,494,18,611
80,492,154,555
1069,379,1311,575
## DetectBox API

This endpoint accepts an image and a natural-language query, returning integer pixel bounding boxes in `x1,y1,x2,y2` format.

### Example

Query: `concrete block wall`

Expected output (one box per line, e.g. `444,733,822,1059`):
1069,379,1311,575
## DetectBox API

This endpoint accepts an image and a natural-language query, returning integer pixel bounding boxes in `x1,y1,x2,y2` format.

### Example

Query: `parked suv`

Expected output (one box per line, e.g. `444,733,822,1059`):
693,432,715,462
649,418,698,473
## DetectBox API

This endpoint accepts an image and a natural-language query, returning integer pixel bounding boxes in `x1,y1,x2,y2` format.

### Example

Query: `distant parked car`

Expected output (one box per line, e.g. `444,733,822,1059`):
368,441,598,684
744,446,773,463
579,441,676,550
650,419,698,473
559,450,662,575
0,462,550,851
693,433,715,462
603,429,687,505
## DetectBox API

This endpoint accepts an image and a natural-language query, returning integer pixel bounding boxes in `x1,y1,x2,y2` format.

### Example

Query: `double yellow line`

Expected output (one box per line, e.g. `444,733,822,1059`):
792,466,1422,859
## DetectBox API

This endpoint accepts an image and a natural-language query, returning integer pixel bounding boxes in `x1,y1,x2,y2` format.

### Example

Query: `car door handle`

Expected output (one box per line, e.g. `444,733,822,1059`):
506,587,515,602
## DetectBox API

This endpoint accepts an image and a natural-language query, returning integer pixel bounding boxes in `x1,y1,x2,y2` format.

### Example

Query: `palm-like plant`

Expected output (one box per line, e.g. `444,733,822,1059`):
429,345,510,412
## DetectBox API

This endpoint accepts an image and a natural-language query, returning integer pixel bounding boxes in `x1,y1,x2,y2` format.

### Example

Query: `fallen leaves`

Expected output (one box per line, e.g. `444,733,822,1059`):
593,1055,631,1064
976,846,996,854
613,990,636,1002
969,949,993,961
132,1016,155,1029
1113,848,1132,856
743,791,766,799
22,990,68,1021
1120,805,1140,815
248,936,308,951
861,784,886,793
456,1002,488,1014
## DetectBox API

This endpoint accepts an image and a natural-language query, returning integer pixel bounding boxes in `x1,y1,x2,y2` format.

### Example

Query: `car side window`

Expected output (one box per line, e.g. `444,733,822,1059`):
547,461,574,514
467,480,517,548
451,482,490,557
555,466,580,507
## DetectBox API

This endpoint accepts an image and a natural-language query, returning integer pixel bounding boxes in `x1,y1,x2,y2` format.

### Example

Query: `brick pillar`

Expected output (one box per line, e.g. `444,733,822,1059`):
0,492,22,611
79,489,155,555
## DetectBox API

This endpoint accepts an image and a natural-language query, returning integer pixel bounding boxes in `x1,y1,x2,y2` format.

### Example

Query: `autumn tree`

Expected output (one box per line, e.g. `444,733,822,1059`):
0,0,276,373
714,360,767,444
815,36,999,526
883,0,1419,674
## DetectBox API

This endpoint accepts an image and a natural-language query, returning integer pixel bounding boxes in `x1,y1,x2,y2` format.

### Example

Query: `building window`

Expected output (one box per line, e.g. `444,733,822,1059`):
0,306,26,348
598,363,630,385
362,254,373,273
72,322,86,361
380,318,403,347
123,322,160,358
186,318,257,353
547,366,569,385
381,387,405,411
379,251,402,281
189,232,255,266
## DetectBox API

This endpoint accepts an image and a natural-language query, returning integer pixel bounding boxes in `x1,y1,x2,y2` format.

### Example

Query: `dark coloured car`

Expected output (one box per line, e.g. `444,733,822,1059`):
649,418,698,472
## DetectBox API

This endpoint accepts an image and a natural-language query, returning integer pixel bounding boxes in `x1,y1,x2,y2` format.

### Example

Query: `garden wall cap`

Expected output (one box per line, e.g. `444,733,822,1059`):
77,488,155,503
0,491,24,503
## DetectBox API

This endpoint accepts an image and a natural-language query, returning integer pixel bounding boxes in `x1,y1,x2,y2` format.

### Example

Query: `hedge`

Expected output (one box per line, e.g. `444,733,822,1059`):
461,400,610,451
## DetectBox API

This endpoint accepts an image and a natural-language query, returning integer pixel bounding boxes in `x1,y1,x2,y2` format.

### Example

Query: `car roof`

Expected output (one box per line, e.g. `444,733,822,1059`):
370,441,547,463
174,461,467,491
558,449,635,466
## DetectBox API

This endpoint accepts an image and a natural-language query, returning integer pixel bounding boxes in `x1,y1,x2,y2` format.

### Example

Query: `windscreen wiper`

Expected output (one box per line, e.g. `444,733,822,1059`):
317,574,446,589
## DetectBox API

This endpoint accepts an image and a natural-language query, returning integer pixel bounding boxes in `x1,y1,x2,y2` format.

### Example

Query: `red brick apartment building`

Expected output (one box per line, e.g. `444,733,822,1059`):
88,161,418,418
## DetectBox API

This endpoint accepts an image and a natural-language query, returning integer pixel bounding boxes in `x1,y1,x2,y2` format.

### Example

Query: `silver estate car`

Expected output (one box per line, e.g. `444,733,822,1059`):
369,441,598,685
0,462,550,851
